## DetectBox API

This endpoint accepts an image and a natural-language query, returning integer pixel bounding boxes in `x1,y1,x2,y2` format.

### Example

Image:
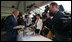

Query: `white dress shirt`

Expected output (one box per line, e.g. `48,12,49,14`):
12,14,17,22
35,18,43,30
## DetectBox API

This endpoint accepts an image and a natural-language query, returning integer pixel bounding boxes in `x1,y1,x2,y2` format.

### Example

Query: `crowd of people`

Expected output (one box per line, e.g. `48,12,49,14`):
2,2,71,41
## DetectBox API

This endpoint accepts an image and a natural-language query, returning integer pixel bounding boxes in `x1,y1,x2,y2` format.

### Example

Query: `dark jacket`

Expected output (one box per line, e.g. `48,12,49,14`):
52,11,65,34
4,15,18,41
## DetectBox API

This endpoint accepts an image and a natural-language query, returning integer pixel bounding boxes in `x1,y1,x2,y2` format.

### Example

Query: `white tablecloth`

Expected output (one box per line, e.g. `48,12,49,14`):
17,31,52,41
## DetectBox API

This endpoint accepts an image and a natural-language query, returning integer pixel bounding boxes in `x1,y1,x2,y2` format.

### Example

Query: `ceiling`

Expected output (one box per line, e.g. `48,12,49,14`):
1,1,52,16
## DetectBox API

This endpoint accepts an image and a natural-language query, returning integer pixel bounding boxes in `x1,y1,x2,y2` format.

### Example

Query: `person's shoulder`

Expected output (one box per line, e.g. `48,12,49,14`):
58,11,65,16
6,15,13,19
58,11,64,14
8,15,13,17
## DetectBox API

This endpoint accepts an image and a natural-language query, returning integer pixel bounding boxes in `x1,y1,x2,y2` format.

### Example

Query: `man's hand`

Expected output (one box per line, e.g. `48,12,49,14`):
13,26,19,29
46,13,51,18
13,25,22,29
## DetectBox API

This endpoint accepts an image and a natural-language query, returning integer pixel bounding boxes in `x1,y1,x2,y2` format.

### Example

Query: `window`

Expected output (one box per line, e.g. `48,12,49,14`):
54,1,71,13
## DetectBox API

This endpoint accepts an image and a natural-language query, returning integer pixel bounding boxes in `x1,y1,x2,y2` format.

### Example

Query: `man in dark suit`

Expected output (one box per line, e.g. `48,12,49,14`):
4,9,20,41
49,2,69,41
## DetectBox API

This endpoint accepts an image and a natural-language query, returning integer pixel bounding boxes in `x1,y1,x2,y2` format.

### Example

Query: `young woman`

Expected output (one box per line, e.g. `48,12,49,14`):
35,14,43,35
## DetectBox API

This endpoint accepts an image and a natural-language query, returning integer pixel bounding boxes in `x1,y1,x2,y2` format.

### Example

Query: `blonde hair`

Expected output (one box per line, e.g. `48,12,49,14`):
12,9,18,13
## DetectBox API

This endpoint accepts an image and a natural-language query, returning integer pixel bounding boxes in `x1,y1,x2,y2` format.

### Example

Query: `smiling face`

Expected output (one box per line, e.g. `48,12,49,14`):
13,11,19,16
